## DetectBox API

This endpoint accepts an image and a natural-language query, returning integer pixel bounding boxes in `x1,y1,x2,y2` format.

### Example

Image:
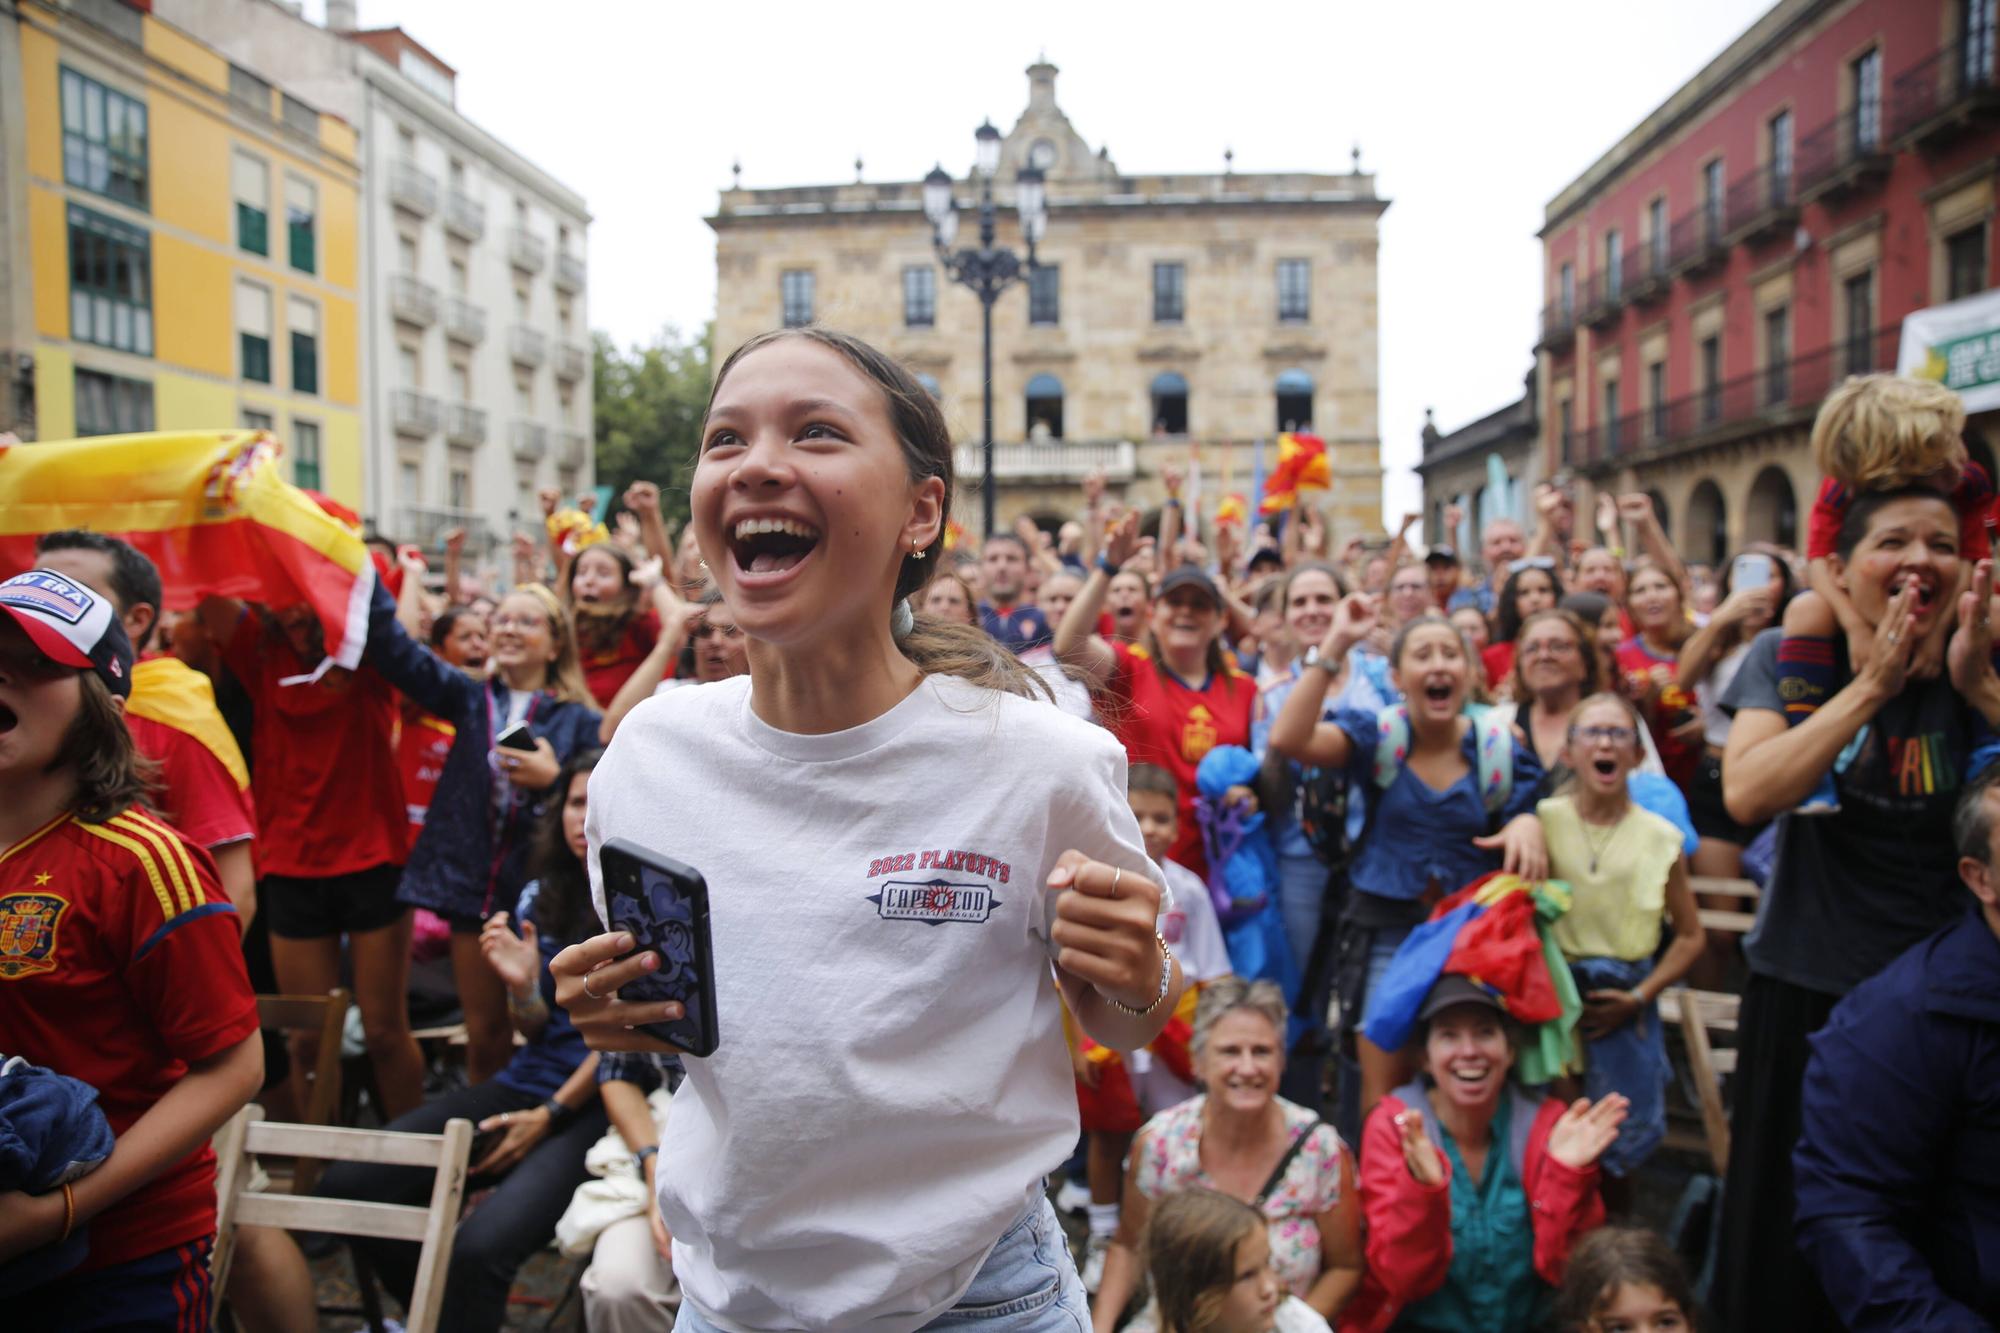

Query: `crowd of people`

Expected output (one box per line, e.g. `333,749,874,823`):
1,339,1995,1333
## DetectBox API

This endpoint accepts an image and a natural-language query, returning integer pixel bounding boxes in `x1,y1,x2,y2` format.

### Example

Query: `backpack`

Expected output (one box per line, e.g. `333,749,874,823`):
1371,702,1515,818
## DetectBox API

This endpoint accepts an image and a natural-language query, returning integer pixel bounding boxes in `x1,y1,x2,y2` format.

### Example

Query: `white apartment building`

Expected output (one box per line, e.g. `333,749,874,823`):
156,0,592,573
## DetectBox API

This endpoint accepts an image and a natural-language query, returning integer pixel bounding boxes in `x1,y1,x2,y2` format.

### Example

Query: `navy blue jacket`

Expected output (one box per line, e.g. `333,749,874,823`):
1795,905,2000,1331
0,1055,114,1293
361,583,601,923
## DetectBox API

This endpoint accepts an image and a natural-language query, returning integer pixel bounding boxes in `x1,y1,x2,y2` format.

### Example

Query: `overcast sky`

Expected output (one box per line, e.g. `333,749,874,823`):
317,0,1769,528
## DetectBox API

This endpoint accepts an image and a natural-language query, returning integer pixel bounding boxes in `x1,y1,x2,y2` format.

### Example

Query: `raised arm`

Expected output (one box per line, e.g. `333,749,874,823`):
394,547,430,642
1269,593,1377,768
1055,511,1146,689
623,481,674,570
441,526,468,607
1620,493,1689,596
360,578,476,720
600,601,699,744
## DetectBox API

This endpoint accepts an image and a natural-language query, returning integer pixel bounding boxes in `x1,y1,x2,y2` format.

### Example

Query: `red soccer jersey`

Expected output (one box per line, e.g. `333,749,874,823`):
223,612,408,879
398,701,458,836
1103,641,1256,876
1617,638,1699,789
0,809,258,1270
581,607,661,708
1805,462,1995,562
126,714,256,851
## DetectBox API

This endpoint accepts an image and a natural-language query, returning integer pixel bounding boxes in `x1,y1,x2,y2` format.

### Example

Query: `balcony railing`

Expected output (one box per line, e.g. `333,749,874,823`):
1538,300,1576,349
397,504,492,556
1665,203,1726,276
1621,236,1671,304
509,228,547,274
554,341,587,382
1796,113,1891,205
554,252,585,294
511,420,549,463
558,429,589,471
509,326,547,368
388,273,439,327
391,389,441,438
389,159,437,216
1567,323,1902,467
1891,35,2000,147
443,296,486,345
951,439,1138,483
1721,161,1797,246
444,402,487,447
1580,267,1623,327
443,189,486,242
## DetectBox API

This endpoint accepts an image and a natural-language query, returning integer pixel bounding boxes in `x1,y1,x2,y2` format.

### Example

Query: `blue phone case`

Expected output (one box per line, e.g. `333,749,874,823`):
599,838,719,1057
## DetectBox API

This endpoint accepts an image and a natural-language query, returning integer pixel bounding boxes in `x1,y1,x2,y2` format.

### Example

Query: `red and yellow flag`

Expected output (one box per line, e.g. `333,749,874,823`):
1214,493,1249,527
1257,432,1332,515
0,430,376,671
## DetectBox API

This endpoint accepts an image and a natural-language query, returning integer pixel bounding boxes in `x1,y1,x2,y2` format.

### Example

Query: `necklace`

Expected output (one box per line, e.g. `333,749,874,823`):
1580,809,1627,875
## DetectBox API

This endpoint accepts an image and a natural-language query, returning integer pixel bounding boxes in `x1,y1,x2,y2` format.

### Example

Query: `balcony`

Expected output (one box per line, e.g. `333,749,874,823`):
951,439,1138,484
397,504,492,556
444,401,487,447
1721,162,1797,248
1622,237,1671,306
1537,300,1576,350
443,296,486,345
554,340,588,383
1891,36,2000,149
1795,113,1891,206
1579,268,1623,328
1567,322,1901,469
554,252,585,294
391,389,441,438
510,420,549,464
443,189,486,242
558,429,589,471
508,326,547,368
1665,204,1726,278
388,273,439,328
389,159,437,217
509,227,547,274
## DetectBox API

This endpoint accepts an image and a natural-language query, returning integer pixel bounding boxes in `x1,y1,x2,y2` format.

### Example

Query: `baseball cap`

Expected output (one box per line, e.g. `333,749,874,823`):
1245,547,1285,573
1424,545,1461,566
1157,566,1225,610
0,568,135,698
1416,974,1504,1024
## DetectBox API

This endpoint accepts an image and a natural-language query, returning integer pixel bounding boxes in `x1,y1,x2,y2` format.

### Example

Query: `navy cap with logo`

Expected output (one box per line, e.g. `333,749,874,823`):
0,568,135,698
1156,566,1225,610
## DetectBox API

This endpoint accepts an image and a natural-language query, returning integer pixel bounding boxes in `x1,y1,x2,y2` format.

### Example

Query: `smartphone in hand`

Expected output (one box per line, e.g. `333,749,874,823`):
599,839,720,1057
494,721,538,752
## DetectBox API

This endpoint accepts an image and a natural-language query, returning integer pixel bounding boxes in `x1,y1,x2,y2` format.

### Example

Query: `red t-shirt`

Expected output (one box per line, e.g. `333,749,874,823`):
1103,641,1256,876
581,607,661,708
223,613,408,879
0,809,258,1270
1481,640,1517,691
1805,463,1995,562
398,702,458,836
1616,638,1699,789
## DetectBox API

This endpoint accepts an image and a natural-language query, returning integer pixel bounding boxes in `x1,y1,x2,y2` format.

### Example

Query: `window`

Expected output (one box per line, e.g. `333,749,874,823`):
227,65,271,120
1275,368,1313,432
1700,335,1722,423
1029,265,1059,325
1648,198,1667,272
1764,306,1791,405
1965,0,1997,90
398,232,419,273
1150,372,1189,436
1025,373,1064,438
1852,49,1882,152
1702,159,1725,242
450,361,470,401
1152,262,1185,323
449,466,470,512
67,205,151,355
1559,263,1575,319
292,419,321,491
398,343,420,386
513,283,530,321
1276,259,1310,322
233,153,268,255
1648,361,1667,437
902,265,936,328
449,256,468,294
1604,377,1622,452
1844,271,1875,375
285,176,316,274
1558,398,1574,464
236,281,272,383
1948,223,1989,300
558,295,573,334
243,409,274,433
780,269,814,327
281,93,317,142
289,297,319,396
60,68,147,208
515,368,534,414
400,461,420,501
1604,229,1622,298
73,369,152,436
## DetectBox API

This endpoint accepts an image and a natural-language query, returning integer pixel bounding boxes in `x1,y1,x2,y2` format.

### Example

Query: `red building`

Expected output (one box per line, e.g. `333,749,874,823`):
1537,0,2000,566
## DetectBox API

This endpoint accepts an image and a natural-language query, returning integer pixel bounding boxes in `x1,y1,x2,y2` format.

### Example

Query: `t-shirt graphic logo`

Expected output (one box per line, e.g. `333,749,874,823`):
868,879,1001,925
1180,702,1218,763
0,892,67,979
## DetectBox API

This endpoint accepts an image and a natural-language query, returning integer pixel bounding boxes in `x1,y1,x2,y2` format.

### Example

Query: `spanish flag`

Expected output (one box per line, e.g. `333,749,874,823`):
1256,432,1332,515
1214,493,1249,527
0,430,375,673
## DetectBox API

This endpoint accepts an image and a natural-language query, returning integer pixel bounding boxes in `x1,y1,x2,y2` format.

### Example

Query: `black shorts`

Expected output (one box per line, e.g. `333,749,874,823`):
1687,750,1760,845
262,863,408,940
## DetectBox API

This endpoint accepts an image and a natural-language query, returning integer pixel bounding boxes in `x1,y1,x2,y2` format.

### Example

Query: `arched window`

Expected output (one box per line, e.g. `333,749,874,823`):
1150,371,1189,436
915,372,941,399
1645,488,1672,545
1025,373,1064,439
1745,466,1797,551
1275,368,1314,433
1685,479,1729,568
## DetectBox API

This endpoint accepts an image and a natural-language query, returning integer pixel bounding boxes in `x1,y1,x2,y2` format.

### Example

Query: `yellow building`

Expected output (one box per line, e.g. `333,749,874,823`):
0,0,364,508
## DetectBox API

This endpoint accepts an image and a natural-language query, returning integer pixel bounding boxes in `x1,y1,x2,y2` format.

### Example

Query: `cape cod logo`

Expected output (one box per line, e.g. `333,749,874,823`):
868,879,1000,926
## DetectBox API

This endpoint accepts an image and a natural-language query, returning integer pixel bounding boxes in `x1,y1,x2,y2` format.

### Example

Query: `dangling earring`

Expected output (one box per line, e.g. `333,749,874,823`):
910,545,927,560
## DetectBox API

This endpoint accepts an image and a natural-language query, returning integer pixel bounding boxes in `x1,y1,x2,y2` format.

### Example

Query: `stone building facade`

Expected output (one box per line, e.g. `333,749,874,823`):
709,61,1387,538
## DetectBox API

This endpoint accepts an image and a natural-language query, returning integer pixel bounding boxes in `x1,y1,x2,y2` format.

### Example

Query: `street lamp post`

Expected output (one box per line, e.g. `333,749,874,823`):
922,120,1047,539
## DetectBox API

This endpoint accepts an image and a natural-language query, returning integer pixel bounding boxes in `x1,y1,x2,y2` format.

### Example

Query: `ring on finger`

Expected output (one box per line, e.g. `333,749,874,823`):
582,969,606,1000
1110,867,1122,898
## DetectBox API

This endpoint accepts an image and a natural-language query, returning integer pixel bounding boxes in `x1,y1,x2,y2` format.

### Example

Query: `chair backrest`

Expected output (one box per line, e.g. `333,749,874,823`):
211,1104,473,1333
1660,986,1741,1175
256,989,352,1193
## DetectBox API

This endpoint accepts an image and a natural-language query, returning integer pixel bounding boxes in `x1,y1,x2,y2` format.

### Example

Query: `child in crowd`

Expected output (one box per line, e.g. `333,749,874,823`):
1554,1226,1701,1333
1540,694,1705,1192
1074,763,1234,1289
0,569,262,1329
1144,1188,1332,1333
1779,374,1990,810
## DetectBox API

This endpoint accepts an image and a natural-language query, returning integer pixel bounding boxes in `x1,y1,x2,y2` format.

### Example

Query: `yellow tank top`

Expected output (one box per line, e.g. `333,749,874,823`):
1538,795,1683,961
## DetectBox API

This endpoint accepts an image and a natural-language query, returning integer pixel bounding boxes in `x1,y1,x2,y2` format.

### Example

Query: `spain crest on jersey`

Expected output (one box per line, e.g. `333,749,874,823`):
0,893,66,979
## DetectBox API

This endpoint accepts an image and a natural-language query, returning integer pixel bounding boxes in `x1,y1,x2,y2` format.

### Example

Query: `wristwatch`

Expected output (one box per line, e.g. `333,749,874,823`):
541,1097,576,1129
1095,554,1120,578
633,1144,659,1175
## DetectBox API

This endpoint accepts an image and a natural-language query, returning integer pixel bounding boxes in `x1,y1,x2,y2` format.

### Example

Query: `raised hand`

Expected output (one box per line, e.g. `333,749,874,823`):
1082,467,1108,510
1163,464,1186,498
1949,558,1997,704
1321,592,1380,659
442,526,468,555
396,544,428,579
629,555,666,590
623,480,661,516
1444,502,1465,536
478,911,541,994
1596,493,1620,539
1617,493,1658,528
1857,581,1921,702
538,487,562,518
1103,510,1145,570
1545,1094,1630,1171
1395,1109,1446,1188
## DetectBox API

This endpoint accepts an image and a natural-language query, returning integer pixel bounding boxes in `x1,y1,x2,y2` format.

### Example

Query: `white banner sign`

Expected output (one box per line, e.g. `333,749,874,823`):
1899,287,2000,414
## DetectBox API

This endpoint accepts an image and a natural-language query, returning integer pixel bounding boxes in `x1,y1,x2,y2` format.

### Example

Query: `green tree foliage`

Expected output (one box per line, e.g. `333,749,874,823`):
593,322,713,530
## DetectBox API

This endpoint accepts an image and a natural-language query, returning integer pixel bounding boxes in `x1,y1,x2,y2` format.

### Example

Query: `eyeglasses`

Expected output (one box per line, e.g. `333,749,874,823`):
490,613,548,632
694,622,743,641
1519,639,1580,658
1569,724,1637,746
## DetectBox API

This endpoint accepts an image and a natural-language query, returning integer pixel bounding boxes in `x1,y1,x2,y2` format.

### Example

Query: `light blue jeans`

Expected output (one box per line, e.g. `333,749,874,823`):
673,1198,1088,1332
1276,851,1330,976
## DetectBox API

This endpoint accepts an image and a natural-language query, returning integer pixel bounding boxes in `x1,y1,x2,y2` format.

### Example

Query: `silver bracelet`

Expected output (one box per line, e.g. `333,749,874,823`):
1102,932,1174,1018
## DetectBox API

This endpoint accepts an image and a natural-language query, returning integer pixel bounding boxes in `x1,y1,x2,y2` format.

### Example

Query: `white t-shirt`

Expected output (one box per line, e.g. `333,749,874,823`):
587,673,1157,1332
1160,858,1231,984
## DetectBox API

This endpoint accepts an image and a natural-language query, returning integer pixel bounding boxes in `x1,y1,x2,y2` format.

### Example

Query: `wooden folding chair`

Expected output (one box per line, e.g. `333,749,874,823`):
211,1104,474,1333
1688,875,1760,935
256,989,351,1193
1659,985,1741,1175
